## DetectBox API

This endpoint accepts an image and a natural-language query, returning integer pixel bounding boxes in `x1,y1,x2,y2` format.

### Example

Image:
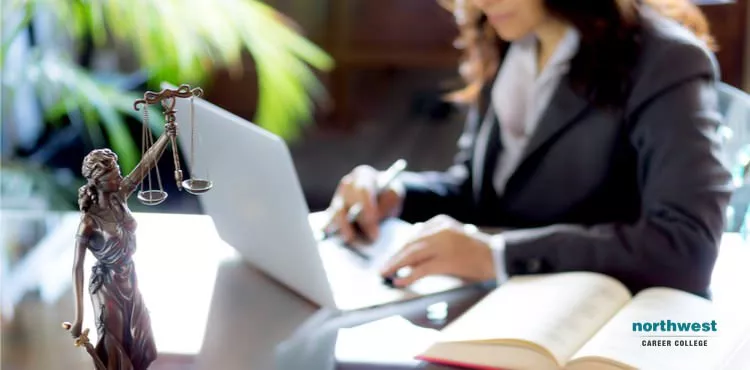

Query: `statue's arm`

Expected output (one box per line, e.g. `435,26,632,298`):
120,131,172,197
72,215,95,329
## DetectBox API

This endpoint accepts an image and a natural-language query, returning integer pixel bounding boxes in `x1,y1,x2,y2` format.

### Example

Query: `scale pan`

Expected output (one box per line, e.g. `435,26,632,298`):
182,179,213,194
137,190,168,206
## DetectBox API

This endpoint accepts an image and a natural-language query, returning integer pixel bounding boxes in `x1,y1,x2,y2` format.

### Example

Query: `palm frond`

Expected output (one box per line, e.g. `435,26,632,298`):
2,0,331,181
0,1,35,66
55,0,334,139
24,53,148,172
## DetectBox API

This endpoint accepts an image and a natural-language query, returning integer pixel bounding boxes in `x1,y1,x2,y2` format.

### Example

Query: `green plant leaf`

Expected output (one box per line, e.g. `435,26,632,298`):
24,53,141,172
3,0,334,190
66,0,334,140
0,1,35,66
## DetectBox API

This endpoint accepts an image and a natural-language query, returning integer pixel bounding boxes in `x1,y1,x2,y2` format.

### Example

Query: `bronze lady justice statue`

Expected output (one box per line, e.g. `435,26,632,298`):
63,85,210,370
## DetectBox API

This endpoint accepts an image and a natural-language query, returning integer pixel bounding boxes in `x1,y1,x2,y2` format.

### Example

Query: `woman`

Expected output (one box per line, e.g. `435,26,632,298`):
327,0,732,297
68,121,174,369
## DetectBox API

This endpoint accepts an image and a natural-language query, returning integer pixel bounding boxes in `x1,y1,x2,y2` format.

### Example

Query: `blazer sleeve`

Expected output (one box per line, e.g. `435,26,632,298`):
499,41,733,296
397,104,481,224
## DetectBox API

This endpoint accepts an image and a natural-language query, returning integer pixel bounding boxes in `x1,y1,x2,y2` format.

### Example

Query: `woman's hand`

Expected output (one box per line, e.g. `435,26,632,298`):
326,165,404,243
379,215,496,287
64,320,83,339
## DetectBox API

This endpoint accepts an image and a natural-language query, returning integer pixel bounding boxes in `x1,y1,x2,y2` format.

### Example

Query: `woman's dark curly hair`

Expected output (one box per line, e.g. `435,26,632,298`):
440,0,716,108
78,148,120,212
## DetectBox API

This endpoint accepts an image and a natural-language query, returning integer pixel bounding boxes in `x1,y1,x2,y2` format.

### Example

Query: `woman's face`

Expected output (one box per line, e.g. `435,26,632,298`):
97,158,122,192
471,0,550,41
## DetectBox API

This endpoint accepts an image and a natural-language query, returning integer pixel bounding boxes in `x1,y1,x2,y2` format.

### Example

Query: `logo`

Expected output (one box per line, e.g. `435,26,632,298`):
633,320,717,347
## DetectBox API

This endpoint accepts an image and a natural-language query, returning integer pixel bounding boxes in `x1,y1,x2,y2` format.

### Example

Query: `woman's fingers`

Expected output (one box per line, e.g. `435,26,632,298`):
332,202,356,242
353,185,380,241
392,260,448,287
380,240,435,277
351,165,381,240
380,216,457,276
326,166,382,243
379,216,471,286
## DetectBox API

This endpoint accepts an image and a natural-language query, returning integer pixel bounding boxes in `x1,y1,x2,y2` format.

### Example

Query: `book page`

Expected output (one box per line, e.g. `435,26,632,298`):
437,272,632,366
568,287,749,369
420,341,561,370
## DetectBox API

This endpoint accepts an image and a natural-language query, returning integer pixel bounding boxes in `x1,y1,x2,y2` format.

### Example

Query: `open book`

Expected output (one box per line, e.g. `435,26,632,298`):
417,272,748,370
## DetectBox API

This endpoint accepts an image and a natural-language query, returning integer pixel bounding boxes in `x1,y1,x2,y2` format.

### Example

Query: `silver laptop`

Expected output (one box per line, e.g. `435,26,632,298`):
171,90,466,312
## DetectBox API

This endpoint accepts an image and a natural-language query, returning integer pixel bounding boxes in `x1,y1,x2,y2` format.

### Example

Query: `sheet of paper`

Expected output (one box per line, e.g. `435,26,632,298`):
310,211,419,268
335,315,440,364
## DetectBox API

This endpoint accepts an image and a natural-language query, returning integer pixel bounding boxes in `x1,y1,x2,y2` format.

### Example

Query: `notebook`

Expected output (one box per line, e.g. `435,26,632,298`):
416,271,749,370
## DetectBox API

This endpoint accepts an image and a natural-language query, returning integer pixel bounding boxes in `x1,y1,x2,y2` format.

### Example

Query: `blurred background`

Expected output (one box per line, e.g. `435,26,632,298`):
1,0,472,218
1,0,749,368
2,0,749,216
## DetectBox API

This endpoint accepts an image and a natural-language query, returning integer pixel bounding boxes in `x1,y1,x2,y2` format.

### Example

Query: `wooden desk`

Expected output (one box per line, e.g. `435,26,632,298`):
2,212,748,370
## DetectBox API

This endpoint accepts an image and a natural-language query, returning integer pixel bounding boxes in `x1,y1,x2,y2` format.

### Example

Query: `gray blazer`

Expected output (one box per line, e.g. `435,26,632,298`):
397,10,733,297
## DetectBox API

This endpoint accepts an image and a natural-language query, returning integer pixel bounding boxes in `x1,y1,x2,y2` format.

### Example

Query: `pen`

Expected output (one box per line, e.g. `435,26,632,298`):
322,159,408,241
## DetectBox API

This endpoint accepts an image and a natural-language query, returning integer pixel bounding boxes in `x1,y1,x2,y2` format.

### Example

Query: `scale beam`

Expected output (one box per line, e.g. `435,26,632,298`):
132,84,212,205
133,84,203,111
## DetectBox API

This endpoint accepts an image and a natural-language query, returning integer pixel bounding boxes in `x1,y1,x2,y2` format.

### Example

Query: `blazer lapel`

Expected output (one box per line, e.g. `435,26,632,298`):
472,106,500,201
472,78,500,201
518,76,590,165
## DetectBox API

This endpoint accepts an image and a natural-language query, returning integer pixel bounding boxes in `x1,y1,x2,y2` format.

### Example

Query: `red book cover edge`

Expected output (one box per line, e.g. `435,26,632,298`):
415,354,508,370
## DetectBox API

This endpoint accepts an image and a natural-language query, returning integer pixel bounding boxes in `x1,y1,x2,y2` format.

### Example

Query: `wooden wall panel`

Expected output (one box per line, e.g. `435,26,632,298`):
204,0,749,129
700,0,748,88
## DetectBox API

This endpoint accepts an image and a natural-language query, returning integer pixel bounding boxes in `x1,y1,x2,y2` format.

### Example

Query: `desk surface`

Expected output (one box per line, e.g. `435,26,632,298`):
2,211,749,370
